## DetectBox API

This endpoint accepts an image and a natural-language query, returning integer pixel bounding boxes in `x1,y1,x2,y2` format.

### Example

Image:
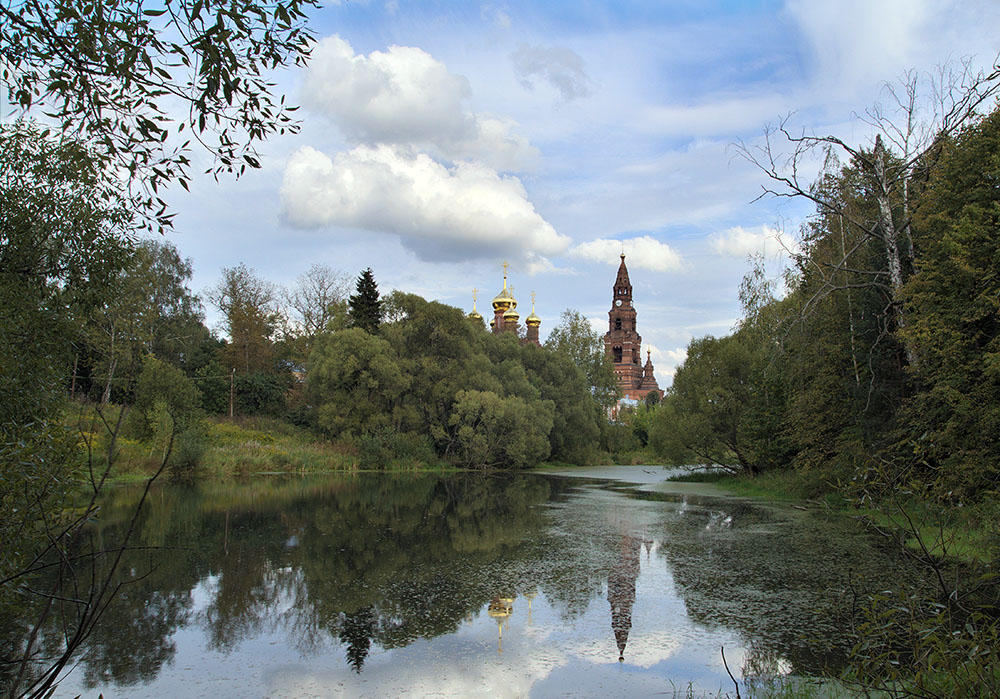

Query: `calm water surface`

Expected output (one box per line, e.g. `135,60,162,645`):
43,466,919,698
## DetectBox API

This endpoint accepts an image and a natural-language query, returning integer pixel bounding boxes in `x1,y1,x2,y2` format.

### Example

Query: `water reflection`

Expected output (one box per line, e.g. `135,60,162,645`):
6,471,925,697
608,532,641,662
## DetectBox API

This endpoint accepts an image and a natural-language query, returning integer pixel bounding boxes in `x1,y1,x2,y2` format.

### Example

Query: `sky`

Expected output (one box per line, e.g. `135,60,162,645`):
159,0,999,387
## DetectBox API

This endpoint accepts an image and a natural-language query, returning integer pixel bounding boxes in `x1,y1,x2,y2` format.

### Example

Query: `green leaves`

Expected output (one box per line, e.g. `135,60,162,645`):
348,268,382,335
0,0,320,234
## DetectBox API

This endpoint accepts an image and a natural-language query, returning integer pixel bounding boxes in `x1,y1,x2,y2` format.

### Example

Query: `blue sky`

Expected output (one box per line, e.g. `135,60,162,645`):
161,0,1000,386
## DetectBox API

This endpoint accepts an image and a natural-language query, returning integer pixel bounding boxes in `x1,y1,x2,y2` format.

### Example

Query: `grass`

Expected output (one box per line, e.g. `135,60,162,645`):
63,402,381,478
197,417,360,477
856,499,998,566
667,467,844,504
663,465,997,567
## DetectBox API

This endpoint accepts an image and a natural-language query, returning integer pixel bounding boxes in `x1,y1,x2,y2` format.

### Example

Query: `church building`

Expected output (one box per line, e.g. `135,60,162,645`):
469,263,541,345
603,253,662,404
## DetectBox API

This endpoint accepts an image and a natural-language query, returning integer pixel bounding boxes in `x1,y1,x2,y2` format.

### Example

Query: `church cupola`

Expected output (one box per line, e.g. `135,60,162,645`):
492,263,515,313
469,288,483,323
525,292,541,345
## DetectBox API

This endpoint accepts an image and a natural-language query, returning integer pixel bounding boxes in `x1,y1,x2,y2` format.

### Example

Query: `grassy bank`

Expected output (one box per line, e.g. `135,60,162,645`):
67,402,446,478
669,466,997,567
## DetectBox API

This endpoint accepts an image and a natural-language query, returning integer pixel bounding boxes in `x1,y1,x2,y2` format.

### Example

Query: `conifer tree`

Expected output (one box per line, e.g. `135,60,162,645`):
349,268,382,334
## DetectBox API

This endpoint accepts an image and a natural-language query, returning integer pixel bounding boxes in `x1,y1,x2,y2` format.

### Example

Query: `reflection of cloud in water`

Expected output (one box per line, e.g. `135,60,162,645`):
568,629,681,669
263,624,569,698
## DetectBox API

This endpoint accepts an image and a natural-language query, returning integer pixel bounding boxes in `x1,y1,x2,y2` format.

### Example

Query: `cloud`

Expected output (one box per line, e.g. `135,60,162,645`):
281,144,570,263
481,4,511,29
511,44,593,101
301,35,536,170
524,256,574,276
708,225,800,259
568,235,684,272
784,0,932,99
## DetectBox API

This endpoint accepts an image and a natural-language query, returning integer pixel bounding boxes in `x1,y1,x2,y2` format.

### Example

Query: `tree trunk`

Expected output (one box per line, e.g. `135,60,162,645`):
873,135,919,367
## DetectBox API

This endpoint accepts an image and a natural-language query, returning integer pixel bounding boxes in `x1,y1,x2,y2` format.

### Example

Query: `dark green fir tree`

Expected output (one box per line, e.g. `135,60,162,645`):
348,267,382,334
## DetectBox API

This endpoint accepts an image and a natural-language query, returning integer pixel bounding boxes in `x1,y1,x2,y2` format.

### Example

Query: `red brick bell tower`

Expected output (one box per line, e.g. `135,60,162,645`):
603,253,661,404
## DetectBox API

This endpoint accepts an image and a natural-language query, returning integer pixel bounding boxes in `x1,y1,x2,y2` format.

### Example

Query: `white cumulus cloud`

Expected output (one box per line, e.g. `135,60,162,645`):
708,225,800,259
281,144,570,263
301,35,536,170
568,235,684,272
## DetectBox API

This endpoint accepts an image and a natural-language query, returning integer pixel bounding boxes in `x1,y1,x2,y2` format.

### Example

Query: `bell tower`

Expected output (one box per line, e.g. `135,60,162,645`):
603,253,661,404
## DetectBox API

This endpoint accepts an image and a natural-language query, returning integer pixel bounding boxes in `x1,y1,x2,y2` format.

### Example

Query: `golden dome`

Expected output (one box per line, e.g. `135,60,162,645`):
470,288,483,320
503,305,520,322
492,262,516,312
492,286,514,312
525,292,541,326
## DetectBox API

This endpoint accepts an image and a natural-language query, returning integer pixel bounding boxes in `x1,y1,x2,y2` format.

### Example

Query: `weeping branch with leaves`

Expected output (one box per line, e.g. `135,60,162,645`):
0,0,319,232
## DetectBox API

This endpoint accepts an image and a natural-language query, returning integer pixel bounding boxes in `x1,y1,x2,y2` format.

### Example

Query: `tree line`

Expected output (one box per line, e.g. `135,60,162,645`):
1,115,618,696
2,117,620,477
643,78,1000,694
650,92,1000,505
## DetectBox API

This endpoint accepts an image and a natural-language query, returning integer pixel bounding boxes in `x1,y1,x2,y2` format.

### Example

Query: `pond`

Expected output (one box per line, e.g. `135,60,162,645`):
12,466,923,697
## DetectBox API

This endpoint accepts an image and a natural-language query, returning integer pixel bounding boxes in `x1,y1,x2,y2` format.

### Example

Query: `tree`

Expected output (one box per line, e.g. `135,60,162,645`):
448,389,554,469
284,263,350,365
1,120,130,598
650,332,786,475
0,0,319,232
737,62,1000,367
517,343,602,465
128,240,208,367
126,356,202,442
307,329,407,439
898,105,1000,498
349,268,382,334
79,238,208,402
195,359,229,415
209,264,282,375
545,309,619,410
286,264,351,338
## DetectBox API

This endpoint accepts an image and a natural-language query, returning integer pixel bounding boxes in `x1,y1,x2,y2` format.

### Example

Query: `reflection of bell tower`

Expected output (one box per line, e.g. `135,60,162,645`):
487,596,514,655
607,533,641,662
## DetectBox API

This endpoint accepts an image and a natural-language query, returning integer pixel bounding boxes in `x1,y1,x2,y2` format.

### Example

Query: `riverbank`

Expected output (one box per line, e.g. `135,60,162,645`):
70,403,449,479
664,467,997,568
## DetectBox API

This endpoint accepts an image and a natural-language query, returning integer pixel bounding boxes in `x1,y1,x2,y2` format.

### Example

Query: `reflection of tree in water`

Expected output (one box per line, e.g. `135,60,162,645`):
645,492,929,676
607,532,641,662
340,606,377,673
11,473,713,690
14,472,572,685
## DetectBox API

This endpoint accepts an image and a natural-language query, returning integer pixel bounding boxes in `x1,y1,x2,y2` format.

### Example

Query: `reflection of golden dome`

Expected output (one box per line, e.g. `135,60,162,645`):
488,597,514,618
488,596,514,656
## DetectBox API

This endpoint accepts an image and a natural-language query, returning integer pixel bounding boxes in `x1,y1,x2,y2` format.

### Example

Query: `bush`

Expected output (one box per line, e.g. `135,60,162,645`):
127,356,202,441
195,359,229,414
358,428,436,469
235,372,289,416
169,425,206,477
